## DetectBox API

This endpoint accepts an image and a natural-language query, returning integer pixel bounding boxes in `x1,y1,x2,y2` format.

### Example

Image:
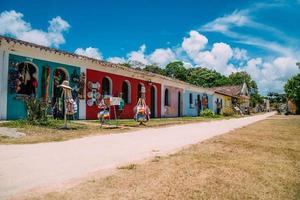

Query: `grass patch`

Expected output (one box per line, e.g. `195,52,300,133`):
117,164,137,170
0,114,251,144
26,115,300,200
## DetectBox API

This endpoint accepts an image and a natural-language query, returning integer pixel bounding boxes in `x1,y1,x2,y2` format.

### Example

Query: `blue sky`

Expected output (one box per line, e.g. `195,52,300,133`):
1,0,299,94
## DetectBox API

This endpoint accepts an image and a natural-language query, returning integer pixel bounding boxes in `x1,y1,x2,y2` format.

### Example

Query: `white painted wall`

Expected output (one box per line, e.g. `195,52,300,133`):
79,67,86,120
0,50,9,120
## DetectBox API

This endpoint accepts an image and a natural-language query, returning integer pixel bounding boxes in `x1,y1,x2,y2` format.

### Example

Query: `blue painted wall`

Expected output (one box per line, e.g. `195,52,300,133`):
7,54,80,119
183,90,214,116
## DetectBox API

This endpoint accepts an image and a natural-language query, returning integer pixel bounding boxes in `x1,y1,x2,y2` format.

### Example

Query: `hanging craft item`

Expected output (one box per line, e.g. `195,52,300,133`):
58,80,77,129
70,69,80,100
97,97,110,124
41,66,50,101
8,68,20,94
78,72,86,99
134,98,151,124
133,86,150,125
87,81,101,107
202,94,208,109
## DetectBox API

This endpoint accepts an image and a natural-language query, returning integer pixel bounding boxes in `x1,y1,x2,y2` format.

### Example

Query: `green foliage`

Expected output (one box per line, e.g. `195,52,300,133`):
165,61,188,81
24,97,48,123
200,109,214,117
121,63,131,68
143,64,166,76
284,74,300,113
222,107,235,116
186,67,230,88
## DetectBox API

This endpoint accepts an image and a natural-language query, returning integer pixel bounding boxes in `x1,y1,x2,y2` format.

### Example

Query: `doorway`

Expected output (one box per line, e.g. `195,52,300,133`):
178,91,181,117
197,94,201,116
150,85,156,118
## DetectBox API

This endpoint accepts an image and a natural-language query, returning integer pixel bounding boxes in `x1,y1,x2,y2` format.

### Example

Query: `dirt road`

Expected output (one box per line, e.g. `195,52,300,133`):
0,112,275,199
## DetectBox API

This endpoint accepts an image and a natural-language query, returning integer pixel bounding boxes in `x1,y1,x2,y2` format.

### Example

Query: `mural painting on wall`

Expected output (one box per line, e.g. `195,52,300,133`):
8,60,38,98
87,81,101,107
202,94,208,109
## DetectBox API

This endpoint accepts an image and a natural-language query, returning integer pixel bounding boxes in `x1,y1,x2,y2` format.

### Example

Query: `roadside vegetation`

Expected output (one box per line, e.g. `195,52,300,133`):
0,114,241,144
25,115,300,200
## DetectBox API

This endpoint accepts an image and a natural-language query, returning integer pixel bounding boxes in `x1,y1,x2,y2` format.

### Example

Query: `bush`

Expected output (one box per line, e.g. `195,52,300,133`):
24,97,48,123
223,107,235,116
200,109,214,117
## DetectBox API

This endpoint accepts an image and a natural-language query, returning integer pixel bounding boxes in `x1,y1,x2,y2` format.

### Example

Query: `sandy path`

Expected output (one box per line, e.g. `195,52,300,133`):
0,112,275,199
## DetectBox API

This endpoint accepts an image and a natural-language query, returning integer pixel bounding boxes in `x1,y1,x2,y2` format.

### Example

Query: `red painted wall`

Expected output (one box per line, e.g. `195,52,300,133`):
86,69,161,119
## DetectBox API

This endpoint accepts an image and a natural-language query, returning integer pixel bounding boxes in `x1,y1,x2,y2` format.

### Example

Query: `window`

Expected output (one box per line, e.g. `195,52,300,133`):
16,62,38,96
164,88,170,106
189,93,194,108
102,77,111,96
122,81,131,104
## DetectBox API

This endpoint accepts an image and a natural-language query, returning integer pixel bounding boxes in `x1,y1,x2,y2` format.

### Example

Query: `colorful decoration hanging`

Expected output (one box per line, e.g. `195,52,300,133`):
8,68,20,94
87,81,101,107
78,72,86,99
202,94,208,109
41,66,50,101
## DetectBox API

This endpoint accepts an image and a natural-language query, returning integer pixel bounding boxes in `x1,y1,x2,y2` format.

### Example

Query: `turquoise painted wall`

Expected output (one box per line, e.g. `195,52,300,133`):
183,90,214,116
7,54,80,119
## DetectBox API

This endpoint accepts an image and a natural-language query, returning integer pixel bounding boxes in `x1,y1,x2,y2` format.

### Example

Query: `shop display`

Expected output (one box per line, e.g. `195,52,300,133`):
202,94,208,109
134,98,150,124
87,81,101,106
78,72,86,99
41,66,51,101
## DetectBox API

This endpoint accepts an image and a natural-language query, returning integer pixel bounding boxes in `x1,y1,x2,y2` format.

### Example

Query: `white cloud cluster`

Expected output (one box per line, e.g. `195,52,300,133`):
181,30,208,56
75,47,103,59
180,31,237,75
149,48,176,66
127,44,148,65
106,44,176,67
0,10,70,47
245,56,298,94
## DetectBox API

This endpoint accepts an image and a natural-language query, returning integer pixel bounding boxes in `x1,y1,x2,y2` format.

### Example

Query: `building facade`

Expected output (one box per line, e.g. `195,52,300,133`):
0,36,216,120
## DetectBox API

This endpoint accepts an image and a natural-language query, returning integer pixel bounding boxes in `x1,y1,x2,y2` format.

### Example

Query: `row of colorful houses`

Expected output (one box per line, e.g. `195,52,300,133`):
0,36,249,120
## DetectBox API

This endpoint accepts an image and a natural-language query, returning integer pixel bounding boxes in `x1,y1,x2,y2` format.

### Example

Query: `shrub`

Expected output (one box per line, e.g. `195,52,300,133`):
223,107,235,116
24,97,48,123
200,109,214,117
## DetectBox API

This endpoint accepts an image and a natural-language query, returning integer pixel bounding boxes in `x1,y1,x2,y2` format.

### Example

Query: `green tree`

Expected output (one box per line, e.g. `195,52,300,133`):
165,61,188,81
143,64,166,76
228,71,261,106
284,74,300,114
186,67,230,88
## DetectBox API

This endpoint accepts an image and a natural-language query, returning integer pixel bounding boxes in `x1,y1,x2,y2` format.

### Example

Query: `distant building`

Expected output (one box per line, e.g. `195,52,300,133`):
212,83,250,114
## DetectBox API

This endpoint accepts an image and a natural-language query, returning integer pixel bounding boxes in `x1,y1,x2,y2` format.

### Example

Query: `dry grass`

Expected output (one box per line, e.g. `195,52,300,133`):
25,115,300,200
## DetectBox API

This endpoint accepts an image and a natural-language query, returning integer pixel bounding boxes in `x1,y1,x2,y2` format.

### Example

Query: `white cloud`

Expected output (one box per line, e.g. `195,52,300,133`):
244,56,299,94
149,48,176,67
75,47,102,59
127,44,148,65
180,31,236,75
0,10,70,47
201,10,250,33
107,56,126,64
233,48,248,60
200,6,300,57
181,30,208,56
